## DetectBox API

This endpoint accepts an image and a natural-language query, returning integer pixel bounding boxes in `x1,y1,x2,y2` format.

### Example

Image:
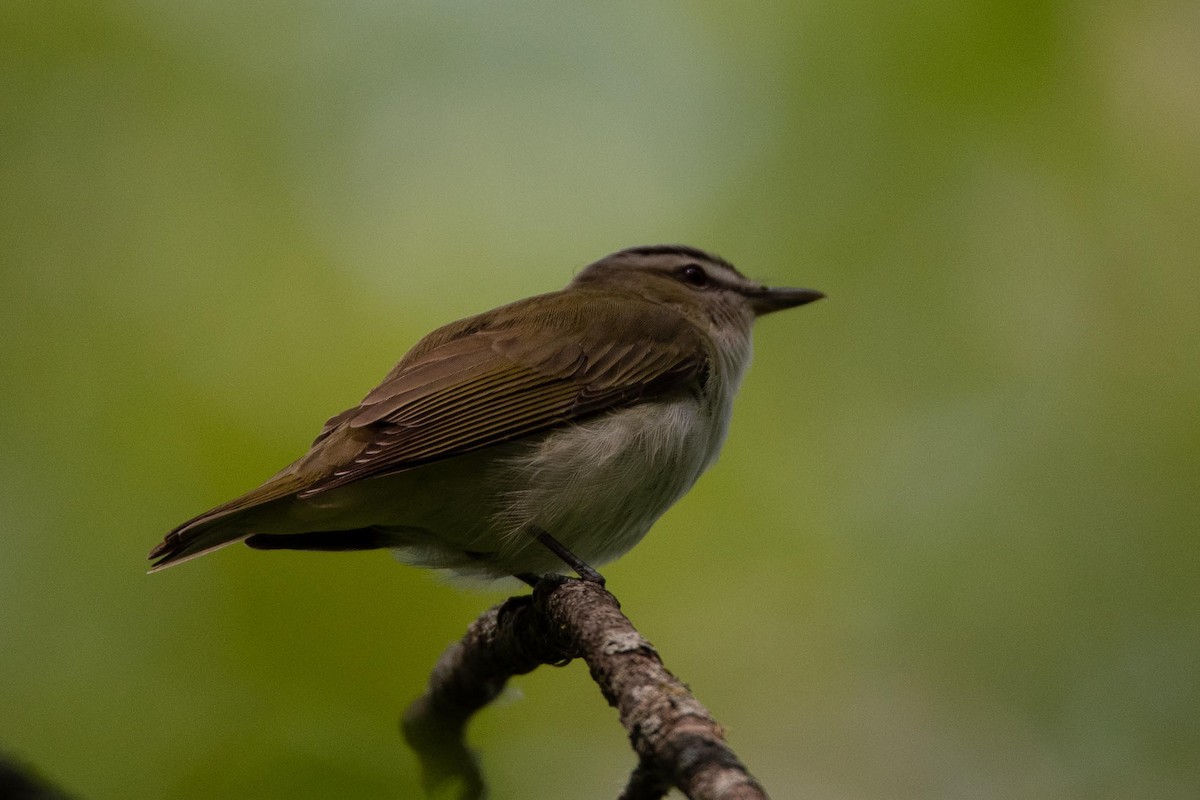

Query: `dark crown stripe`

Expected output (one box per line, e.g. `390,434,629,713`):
620,244,716,261
616,244,741,275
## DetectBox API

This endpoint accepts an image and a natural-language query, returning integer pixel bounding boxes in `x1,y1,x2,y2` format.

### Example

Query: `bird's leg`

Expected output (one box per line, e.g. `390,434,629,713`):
531,527,606,586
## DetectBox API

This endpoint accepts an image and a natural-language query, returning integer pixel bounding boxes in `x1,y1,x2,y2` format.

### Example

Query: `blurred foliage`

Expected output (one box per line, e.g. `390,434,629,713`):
2,1,1198,798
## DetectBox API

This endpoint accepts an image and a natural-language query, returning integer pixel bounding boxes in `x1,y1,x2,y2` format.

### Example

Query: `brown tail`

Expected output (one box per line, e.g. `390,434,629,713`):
148,472,310,572
147,522,250,573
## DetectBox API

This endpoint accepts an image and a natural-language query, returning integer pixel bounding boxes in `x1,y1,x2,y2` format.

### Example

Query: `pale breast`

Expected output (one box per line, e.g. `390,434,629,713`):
489,393,721,572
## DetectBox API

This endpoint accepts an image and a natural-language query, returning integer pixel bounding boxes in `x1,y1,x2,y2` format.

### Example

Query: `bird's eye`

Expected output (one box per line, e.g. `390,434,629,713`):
678,264,709,288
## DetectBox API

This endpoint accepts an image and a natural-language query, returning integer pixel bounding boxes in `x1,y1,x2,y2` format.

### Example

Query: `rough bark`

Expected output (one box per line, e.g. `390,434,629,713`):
403,576,769,799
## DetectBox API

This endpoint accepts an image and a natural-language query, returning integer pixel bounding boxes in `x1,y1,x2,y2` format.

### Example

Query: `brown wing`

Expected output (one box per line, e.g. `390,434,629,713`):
296,291,710,497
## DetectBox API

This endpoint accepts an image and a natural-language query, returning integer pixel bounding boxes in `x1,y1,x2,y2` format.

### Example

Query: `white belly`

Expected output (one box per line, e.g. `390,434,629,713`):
487,394,723,574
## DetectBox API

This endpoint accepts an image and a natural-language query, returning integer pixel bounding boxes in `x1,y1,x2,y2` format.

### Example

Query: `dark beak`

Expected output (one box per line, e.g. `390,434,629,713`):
747,286,825,316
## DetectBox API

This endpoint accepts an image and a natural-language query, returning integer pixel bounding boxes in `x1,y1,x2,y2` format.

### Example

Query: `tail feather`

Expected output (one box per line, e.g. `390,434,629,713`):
148,472,310,572
245,527,396,551
147,530,250,573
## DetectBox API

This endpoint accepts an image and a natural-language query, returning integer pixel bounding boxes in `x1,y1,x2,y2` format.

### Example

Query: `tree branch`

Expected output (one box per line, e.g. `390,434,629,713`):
402,576,769,799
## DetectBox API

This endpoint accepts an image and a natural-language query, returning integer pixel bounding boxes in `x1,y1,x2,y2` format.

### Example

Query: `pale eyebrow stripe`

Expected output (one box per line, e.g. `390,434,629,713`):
615,245,745,279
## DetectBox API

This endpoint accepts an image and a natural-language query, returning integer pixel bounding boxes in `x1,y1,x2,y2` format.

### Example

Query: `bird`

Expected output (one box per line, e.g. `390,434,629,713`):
148,245,823,584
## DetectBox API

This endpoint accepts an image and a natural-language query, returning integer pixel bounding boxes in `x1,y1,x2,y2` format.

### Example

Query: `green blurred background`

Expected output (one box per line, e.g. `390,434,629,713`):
2,2,1198,798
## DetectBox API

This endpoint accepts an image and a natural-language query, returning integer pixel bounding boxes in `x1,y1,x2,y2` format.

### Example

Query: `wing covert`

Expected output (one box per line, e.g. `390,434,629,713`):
299,296,709,496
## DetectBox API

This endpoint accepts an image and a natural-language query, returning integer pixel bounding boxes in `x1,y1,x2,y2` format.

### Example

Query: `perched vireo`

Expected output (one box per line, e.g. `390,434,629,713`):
149,245,823,584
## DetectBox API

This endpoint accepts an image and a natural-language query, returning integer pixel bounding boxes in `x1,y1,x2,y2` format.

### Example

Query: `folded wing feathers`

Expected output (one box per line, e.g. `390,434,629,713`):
299,311,706,499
